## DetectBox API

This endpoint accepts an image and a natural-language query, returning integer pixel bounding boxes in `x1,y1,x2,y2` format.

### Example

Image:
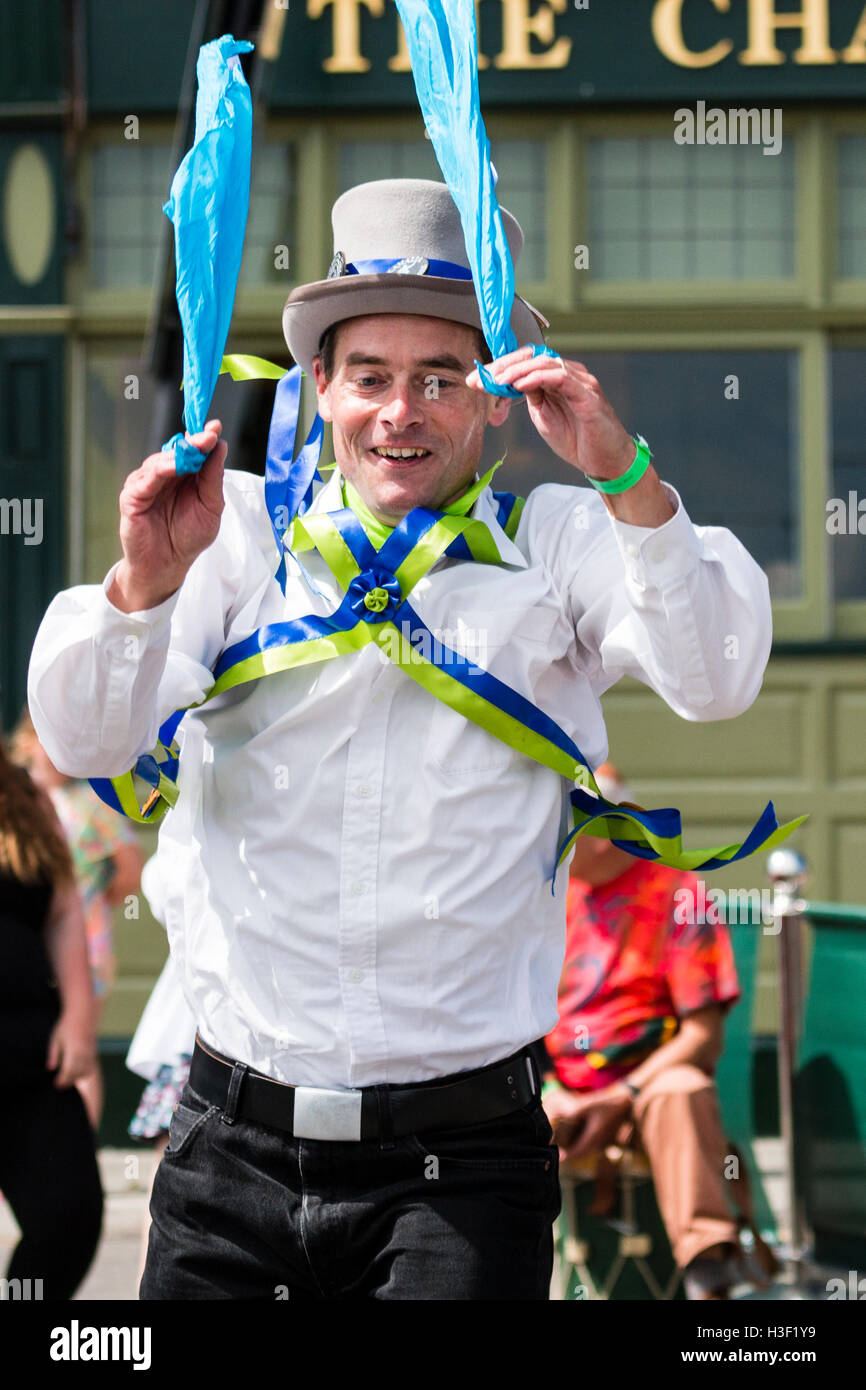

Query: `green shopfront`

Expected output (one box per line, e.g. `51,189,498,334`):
2,0,866,1070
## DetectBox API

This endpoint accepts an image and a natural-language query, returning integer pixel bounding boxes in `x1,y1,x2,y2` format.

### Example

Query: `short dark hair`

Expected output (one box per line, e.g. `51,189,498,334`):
316,319,493,382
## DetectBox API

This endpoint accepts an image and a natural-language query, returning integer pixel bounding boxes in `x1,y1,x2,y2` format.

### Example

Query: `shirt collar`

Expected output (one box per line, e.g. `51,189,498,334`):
301,463,527,570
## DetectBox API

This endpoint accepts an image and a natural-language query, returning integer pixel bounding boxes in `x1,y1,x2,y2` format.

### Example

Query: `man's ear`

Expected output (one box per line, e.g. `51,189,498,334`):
311,355,333,422
488,396,512,428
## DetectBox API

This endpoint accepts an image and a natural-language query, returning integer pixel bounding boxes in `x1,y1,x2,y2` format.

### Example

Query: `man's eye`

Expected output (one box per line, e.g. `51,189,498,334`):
355,376,382,387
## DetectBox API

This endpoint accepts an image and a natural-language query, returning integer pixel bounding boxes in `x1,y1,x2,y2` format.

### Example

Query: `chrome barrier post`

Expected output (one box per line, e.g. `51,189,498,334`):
766,848,809,1277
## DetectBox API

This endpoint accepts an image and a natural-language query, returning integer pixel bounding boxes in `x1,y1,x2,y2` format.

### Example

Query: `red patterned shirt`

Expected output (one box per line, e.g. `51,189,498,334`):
546,858,740,1091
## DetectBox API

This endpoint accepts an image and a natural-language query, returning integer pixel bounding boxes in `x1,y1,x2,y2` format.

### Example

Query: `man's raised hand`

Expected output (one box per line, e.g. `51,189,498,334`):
466,349,674,527
108,420,227,613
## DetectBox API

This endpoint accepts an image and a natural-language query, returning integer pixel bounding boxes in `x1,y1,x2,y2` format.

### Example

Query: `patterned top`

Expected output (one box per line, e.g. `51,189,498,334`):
546,858,740,1091
49,780,138,904
49,779,138,997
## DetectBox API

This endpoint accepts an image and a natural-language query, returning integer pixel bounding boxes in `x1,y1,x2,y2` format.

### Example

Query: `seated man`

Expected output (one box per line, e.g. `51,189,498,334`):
542,763,755,1300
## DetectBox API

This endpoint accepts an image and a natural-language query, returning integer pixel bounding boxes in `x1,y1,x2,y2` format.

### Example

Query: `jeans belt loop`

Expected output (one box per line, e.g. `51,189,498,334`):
221,1061,249,1125
375,1083,395,1150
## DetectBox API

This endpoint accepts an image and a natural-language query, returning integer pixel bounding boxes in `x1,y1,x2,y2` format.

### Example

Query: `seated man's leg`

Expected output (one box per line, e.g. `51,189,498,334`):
632,1064,739,1280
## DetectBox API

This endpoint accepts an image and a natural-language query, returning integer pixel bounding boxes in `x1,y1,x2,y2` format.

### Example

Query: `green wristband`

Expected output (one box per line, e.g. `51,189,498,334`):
585,435,652,495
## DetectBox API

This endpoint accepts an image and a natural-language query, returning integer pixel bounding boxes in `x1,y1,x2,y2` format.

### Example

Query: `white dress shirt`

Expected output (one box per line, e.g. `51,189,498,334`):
28,468,772,1088
125,854,196,1082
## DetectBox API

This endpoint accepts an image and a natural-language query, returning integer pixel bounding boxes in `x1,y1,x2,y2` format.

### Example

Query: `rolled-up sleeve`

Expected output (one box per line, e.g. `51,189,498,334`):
527,481,773,722
27,471,271,778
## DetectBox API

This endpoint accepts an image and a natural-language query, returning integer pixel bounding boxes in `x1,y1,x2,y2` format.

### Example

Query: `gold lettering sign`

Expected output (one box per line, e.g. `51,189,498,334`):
307,0,384,74
307,0,866,77
740,0,836,66
652,0,734,69
494,0,571,70
842,3,866,61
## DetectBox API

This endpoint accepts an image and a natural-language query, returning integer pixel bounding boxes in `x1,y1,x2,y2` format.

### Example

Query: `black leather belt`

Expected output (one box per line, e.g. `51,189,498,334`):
189,1035,539,1142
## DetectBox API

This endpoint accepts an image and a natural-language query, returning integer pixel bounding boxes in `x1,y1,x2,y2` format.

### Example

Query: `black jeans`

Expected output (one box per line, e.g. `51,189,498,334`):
140,1073,561,1300
0,1078,103,1300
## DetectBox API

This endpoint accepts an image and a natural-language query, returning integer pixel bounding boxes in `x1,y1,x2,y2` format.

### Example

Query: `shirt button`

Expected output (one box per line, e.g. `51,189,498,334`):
356,784,373,798
350,880,368,896
347,969,365,983
652,546,668,563
626,544,639,559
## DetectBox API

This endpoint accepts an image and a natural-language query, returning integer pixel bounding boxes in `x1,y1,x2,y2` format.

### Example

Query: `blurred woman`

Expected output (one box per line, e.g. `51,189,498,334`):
12,711,144,1129
0,733,103,1300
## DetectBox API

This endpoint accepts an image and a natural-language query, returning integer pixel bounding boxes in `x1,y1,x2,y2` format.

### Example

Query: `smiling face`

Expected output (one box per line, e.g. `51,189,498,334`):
311,314,511,525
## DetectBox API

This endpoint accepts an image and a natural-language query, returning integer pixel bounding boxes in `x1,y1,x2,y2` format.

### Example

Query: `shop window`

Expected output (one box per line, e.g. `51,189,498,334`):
89,141,296,289
90,144,174,288
837,137,866,280
238,143,296,287
588,137,796,283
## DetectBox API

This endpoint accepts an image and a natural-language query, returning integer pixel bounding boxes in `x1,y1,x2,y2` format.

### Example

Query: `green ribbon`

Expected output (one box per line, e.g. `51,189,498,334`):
219,353,289,382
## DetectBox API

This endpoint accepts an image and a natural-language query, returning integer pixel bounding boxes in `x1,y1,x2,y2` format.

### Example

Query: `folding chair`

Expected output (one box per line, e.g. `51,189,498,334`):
552,1145,684,1300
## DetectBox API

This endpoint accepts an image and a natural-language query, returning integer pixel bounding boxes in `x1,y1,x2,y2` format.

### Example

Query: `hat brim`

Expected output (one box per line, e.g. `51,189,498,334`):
282,274,547,377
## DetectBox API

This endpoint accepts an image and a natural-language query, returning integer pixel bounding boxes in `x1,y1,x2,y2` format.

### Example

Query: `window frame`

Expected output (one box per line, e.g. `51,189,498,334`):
828,331,866,635
828,111,866,307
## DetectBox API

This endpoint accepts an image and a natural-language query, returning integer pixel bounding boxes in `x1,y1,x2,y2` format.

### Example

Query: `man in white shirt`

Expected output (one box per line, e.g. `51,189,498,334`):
28,179,772,1300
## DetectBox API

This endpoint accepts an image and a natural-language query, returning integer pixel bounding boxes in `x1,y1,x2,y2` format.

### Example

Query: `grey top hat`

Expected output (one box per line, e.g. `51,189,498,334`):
282,178,549,377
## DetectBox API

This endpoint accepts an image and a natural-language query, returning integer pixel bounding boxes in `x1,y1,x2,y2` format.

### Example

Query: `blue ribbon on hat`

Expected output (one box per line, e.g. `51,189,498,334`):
345,257,473,280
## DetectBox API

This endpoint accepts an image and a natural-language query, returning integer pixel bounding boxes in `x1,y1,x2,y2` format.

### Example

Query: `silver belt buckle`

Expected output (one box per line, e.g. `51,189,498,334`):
293,1085,363,1141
